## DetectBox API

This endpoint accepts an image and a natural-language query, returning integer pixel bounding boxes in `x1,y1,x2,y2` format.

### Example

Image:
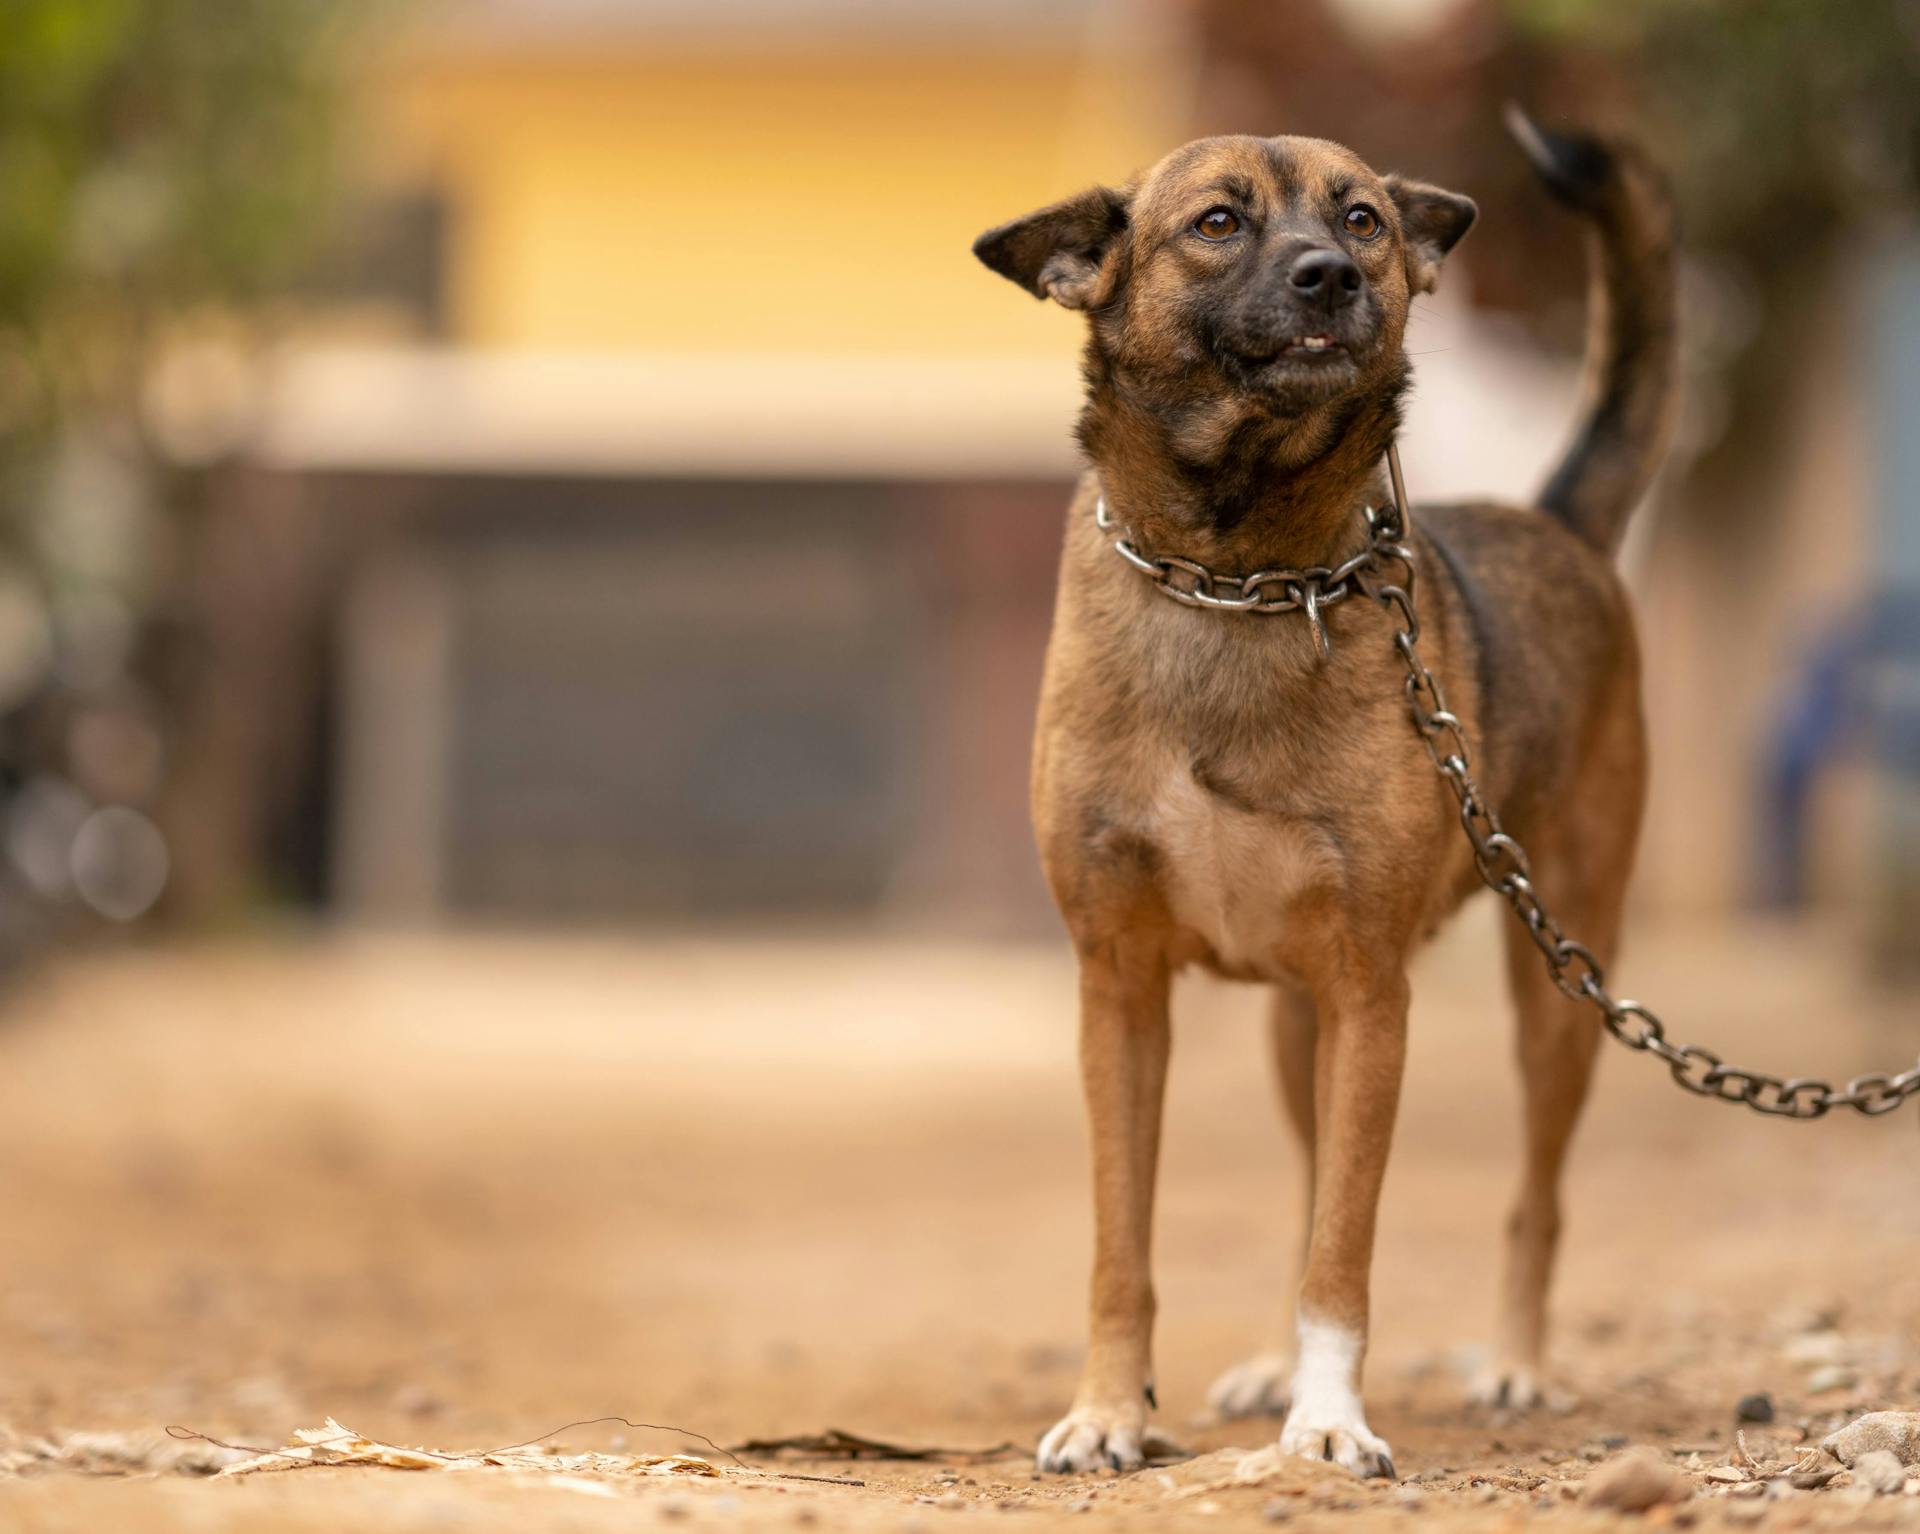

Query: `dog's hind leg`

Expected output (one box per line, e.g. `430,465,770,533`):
1037,943,1177,1473
1207,982,1316,1419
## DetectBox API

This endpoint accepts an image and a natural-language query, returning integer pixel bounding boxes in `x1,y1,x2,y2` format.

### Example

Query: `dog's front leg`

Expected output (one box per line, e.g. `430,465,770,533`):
1278,967,1407,1480
1037,943,1172,1473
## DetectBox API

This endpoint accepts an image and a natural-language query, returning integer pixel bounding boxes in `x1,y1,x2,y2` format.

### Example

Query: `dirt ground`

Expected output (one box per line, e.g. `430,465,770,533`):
0,909,1915,1532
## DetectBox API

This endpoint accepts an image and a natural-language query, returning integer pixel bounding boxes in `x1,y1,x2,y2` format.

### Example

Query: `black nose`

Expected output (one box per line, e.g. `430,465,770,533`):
1288,247,1361,307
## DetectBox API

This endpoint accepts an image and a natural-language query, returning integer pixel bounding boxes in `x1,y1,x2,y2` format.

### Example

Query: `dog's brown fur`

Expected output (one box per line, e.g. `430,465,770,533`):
973,119,1676,1477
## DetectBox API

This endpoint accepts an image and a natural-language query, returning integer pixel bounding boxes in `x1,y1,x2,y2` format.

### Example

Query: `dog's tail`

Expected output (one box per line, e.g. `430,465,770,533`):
1506,104,1678,556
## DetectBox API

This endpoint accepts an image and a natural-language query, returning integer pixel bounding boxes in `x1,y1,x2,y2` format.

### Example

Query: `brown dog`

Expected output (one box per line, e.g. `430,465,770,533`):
972,114,1675,1478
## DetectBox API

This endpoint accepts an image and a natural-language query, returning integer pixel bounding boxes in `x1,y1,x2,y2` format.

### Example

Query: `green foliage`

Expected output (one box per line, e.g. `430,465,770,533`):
0,0,356,299
1503,0,1920,260
0,0,373,770
0,0,364,419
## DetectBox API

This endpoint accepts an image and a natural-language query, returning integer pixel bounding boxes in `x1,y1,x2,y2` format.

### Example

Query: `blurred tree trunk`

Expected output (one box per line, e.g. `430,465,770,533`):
157,464,333,920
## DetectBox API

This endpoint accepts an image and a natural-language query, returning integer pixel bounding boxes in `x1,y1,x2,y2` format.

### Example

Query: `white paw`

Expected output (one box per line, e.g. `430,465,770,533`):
1207,1351,1293,1419
1278,1409,1395,1480
1036,1408,1186,1475
1468,1365,1573,1413
1037,1406,1145,1474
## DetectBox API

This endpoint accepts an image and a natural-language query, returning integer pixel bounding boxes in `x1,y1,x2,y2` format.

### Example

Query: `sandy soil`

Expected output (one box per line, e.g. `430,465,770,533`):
0,909,1915,1531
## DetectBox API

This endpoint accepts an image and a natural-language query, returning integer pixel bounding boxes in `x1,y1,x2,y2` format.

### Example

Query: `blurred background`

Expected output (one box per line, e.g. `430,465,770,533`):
2,0,1917,964
1,2,1917,1518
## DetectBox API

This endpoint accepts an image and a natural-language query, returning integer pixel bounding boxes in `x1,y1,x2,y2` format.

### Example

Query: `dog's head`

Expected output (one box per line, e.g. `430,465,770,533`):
974,135,1475,433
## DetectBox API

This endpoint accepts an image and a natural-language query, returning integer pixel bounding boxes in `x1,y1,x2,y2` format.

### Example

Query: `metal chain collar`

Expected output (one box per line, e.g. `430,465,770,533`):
1095,445,1920,1121
1094,494,1373,661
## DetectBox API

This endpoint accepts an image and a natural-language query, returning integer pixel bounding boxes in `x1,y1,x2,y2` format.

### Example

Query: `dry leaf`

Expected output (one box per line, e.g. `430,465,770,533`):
220,1419,723,1481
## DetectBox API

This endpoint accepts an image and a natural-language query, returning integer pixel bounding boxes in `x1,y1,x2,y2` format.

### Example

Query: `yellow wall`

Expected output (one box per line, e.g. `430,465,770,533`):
374,47,1185,358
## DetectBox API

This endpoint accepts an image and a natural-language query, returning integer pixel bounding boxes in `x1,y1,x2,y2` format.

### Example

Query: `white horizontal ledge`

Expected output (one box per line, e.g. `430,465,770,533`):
255,346,1085,480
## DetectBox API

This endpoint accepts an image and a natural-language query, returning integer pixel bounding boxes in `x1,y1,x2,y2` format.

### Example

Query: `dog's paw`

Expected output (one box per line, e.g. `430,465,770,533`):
1206,1351,1293,1420
1036,1408,1185,1475
1277,1410,1396,1481
1038,1406,1146,1474
1467,1365,1574,1414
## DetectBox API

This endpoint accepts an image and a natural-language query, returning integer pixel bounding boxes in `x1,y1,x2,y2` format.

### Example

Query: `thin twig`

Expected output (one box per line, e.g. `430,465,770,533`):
483,1416,747,1468
729,1428,1023,1464
165,1426,275,1455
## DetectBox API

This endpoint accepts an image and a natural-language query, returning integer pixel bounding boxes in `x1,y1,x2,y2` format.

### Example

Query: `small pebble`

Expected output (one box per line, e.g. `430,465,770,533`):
1584,1449,1692,1512
389,1384,444,1418
1599,1433,1630,1450
1261,1500,1291,1523
1774,1304,1842,1337
1806,1366,1858,1394
1736,1394,1775,1425
1823,1411,1920,1467
1854,1450,1906,1496
1782,1330,1852,1365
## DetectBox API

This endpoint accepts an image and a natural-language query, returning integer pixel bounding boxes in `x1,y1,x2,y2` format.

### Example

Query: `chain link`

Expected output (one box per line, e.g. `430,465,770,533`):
1357,481,1920,1123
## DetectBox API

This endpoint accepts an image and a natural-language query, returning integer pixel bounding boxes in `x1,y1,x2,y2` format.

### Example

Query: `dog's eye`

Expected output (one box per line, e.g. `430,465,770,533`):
1343,204,1381,240
1194,208,1240,240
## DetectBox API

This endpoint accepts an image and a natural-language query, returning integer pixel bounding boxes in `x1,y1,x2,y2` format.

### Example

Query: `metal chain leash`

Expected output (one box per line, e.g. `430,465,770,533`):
1360,445,1920,1121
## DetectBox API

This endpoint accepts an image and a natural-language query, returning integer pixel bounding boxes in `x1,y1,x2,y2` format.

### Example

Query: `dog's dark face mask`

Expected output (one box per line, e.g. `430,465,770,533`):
974,134,1475,434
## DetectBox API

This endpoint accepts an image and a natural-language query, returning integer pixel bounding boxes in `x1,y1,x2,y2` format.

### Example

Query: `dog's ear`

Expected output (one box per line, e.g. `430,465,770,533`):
972,185,1131,310
1385,176,1477,295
